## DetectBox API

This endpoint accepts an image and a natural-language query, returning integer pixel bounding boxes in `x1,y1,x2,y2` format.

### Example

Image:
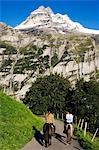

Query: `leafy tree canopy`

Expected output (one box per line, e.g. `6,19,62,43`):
71,79,99,133
23,74,71,115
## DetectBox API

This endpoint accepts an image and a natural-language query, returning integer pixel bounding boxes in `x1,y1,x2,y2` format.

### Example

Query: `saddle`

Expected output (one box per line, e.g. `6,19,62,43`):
63,122,72,133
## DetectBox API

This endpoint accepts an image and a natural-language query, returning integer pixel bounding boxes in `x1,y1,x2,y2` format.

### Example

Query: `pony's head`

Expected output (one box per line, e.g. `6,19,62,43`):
68,124,71,130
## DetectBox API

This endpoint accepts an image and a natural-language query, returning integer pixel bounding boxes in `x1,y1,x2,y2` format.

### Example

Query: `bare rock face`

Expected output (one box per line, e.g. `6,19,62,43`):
0,6,99,99
92,35,99,46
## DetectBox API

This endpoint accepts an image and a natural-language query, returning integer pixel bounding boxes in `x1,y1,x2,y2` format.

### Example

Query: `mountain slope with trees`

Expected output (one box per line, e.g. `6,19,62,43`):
0,33,99,99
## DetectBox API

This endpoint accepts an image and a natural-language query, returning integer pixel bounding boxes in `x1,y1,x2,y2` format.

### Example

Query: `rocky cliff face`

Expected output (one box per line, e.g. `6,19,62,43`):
0,6,99,100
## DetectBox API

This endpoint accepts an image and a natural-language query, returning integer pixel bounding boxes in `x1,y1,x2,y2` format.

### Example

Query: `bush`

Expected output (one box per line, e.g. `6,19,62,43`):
75,126,99,150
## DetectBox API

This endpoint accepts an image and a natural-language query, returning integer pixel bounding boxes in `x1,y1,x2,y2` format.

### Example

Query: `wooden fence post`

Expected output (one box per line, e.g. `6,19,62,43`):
80,119,84,129
78,119,81,128
91,128,98,142
57,113,59,119
62,113,64,120
75,116,77,125
84,122,87,136
43,112,45,116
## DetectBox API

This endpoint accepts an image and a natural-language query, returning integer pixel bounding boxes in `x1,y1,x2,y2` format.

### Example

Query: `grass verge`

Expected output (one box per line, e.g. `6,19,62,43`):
75,126,99,150
0,91,44,150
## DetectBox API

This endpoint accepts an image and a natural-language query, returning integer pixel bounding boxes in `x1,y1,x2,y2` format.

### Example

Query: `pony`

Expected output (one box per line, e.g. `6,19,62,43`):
66,124,73,144
43,123,55,147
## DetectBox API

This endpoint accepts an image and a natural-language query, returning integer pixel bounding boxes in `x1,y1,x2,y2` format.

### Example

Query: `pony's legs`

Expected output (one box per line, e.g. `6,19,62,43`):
45,136,49,147
66,129,72,144
45,134,52,147
43,124,52,147
49,135,52,145
43,132,49,147
48,125,52,145
67,135,71,143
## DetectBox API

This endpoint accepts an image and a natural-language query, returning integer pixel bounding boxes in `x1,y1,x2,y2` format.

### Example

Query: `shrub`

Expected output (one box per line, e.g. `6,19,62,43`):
75,126,99,150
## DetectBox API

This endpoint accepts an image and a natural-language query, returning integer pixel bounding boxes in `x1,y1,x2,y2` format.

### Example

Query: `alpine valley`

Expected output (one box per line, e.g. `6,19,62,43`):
0,6,99,99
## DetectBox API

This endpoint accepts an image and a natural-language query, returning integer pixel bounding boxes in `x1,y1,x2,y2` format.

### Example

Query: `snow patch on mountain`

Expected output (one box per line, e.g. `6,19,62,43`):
14,6,99,35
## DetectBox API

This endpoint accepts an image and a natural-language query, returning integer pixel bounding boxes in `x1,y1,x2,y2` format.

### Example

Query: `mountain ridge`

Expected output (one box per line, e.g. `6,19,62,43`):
14,6,99,35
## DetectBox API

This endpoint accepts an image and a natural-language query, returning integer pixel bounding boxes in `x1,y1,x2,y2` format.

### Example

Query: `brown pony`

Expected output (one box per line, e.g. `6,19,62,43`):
66,124,73,144
43,123,52,147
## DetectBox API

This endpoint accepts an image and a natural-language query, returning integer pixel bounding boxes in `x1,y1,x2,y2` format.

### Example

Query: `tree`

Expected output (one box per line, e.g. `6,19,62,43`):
42,34,55,72
23,74,71,115
71,79,99,133
51,53,59,67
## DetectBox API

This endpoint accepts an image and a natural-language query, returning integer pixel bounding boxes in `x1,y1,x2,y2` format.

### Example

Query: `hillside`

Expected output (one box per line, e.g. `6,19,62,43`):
0,91,44,150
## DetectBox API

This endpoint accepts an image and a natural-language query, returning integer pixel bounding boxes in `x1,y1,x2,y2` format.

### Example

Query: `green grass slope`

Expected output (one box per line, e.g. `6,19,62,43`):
0,91,44,150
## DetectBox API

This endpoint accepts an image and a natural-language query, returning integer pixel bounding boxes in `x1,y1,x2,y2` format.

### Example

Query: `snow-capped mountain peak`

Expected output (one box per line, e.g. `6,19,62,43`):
15,6,99,35
31,6,54,15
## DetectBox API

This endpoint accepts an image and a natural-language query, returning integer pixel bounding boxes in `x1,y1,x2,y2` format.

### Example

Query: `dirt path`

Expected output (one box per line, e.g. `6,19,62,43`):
22,120,84,150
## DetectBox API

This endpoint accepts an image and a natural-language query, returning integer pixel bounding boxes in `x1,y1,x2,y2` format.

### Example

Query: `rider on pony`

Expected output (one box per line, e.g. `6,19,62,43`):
65,111,73,144
43,108,55,147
